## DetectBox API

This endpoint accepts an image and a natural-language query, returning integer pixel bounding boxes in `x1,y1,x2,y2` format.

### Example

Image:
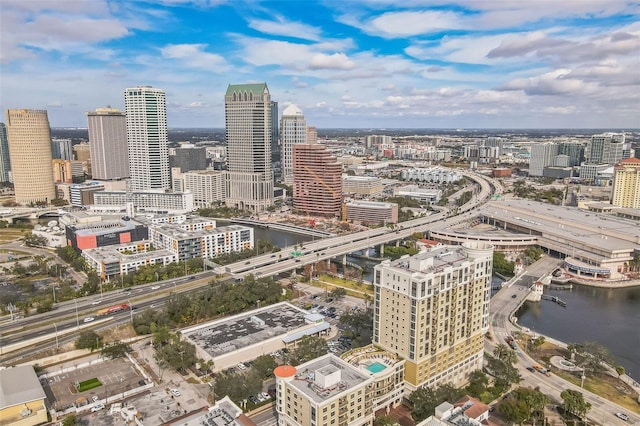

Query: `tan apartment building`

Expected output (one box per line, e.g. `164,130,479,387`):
611,157,640,209
373,242,493,391
5,109,56,204
293,144,342,218
275,355,375,426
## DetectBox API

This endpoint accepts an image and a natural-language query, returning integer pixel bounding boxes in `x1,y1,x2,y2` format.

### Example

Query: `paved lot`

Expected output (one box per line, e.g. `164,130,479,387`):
42,357,144,412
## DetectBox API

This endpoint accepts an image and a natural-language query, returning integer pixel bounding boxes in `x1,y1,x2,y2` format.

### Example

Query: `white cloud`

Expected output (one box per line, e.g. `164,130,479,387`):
543,106,576,114
367,10,465,38
501,68,599,96
248,17,322,41
160,44,228,70
309,53,355,70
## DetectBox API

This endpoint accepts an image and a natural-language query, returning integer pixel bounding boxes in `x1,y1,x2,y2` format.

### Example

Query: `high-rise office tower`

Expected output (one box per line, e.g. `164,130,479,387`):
0,123,11,183
224,83,274,212
373,242,493,391
271,101,282,182
306,126,317,144
280,104,307,185
169,144,207,173
51,138,73,160
611,158,640,209
557,142,585,167
292,144,342,217
587,133,625,165
529,142,558,177
87,107,129,181
124,86,170,190
5,109,56,204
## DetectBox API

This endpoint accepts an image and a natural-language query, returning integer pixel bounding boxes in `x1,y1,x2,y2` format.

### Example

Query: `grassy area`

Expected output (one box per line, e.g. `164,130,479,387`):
78,378,103,392
0,229,26,242
316,274,374,295
521,338,640,414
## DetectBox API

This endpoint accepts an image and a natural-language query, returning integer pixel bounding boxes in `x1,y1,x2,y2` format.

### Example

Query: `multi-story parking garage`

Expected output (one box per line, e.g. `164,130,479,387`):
429,199,640,281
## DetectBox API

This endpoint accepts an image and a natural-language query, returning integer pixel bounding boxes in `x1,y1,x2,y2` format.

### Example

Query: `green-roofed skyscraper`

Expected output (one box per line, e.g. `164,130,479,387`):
224,83,274,212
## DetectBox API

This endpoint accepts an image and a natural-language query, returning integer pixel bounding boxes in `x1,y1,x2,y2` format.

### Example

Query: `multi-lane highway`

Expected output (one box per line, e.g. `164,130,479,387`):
489,258,639,426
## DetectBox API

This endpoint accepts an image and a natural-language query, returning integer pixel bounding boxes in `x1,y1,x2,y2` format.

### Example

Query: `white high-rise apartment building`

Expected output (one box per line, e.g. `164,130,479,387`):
87,107,129,181
224,83,274,212
280,104,307,185
5,109,56,204
529,142,558,177
124,86,170,190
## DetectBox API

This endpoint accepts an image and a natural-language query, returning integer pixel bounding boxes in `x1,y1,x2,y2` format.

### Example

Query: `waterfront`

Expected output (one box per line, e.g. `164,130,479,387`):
517,284,640,379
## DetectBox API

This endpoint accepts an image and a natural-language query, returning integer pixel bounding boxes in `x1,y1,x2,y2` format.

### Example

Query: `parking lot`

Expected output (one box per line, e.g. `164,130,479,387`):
42,357,145,412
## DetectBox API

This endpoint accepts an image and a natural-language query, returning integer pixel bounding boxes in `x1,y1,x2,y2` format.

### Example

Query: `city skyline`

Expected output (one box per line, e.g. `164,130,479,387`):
0,1,638,129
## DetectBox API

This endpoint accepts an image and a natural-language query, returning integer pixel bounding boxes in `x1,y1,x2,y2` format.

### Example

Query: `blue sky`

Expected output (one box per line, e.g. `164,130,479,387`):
1,0,638,129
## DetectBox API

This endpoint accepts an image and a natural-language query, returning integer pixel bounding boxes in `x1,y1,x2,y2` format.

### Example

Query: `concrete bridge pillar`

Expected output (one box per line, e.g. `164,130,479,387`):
342,255,347,266
395,240,400,247
379,244,384,256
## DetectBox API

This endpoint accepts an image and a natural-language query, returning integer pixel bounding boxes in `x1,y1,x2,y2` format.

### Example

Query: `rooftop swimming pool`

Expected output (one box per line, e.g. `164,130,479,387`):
366,361,387,373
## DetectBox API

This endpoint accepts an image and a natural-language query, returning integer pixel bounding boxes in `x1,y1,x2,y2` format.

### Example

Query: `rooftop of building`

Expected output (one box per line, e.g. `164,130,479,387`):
171,396,254,426
0,366,46,410
150,224,249,240
475,199,639,252
287,354,373,404
181,302,318,358
71,218,143,235
82,241,176,263
226,83,268,96
341,345,402,376
282,103,303,116
343,176,382,182
345,200,397,208
377,244,487,275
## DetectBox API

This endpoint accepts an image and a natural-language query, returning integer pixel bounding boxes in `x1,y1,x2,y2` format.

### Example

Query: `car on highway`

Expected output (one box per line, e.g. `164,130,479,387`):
83,317,95,323
91,403,105,412
91,300,102,305
150,285,160,290
615,413,629,421
170,388,181,397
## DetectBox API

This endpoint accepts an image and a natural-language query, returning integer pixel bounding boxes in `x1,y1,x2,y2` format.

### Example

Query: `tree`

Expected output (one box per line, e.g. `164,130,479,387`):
531,336,545,352
493,343,518,365
615,365,625,378
251,354,277,379
374,416,399,426
560,389,591,419
408,384,465,422
485,353,522,388
291,335,328,365
154,335,197,374
574,341,614,375
50,198,68,207
328,287,347,301
23,232,48,247
75,330,102,351
101,342,131,359
465,370,489,397
499,387,550,425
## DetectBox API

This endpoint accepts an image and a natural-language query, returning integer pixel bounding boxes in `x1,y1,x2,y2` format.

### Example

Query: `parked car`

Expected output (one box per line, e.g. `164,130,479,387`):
237,363,247,371
170,388,181,397
91,395,99,402
260,392,270,400
91,403,105,412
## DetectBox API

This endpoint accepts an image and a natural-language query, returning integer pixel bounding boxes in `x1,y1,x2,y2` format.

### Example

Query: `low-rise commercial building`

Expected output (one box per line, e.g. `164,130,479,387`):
91,190,194,214
66,218,148,252
0,366,48,426
344,200,398,225
342,176,384,196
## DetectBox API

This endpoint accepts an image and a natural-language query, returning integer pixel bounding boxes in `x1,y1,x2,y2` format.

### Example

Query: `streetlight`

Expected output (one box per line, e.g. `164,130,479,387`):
128,299,133,324
581,368,586,388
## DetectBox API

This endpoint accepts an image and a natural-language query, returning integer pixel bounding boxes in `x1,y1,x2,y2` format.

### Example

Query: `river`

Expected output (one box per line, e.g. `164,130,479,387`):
516,285,640,379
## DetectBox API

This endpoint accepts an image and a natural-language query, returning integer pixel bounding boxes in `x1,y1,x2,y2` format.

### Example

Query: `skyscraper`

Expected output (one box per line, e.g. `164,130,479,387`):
0,123,11,183
611,158,640,209
292,144,342,218
373,242,493,391
124,86,170,190
587,133,625,165
51,138,73,160
224,83,274,212
529,142,558,177
87,107,129,181
5,109,56,204
280,104,307,185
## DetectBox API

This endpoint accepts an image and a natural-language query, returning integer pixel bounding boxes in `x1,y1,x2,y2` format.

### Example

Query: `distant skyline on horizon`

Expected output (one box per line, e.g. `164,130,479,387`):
1,1,638,129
